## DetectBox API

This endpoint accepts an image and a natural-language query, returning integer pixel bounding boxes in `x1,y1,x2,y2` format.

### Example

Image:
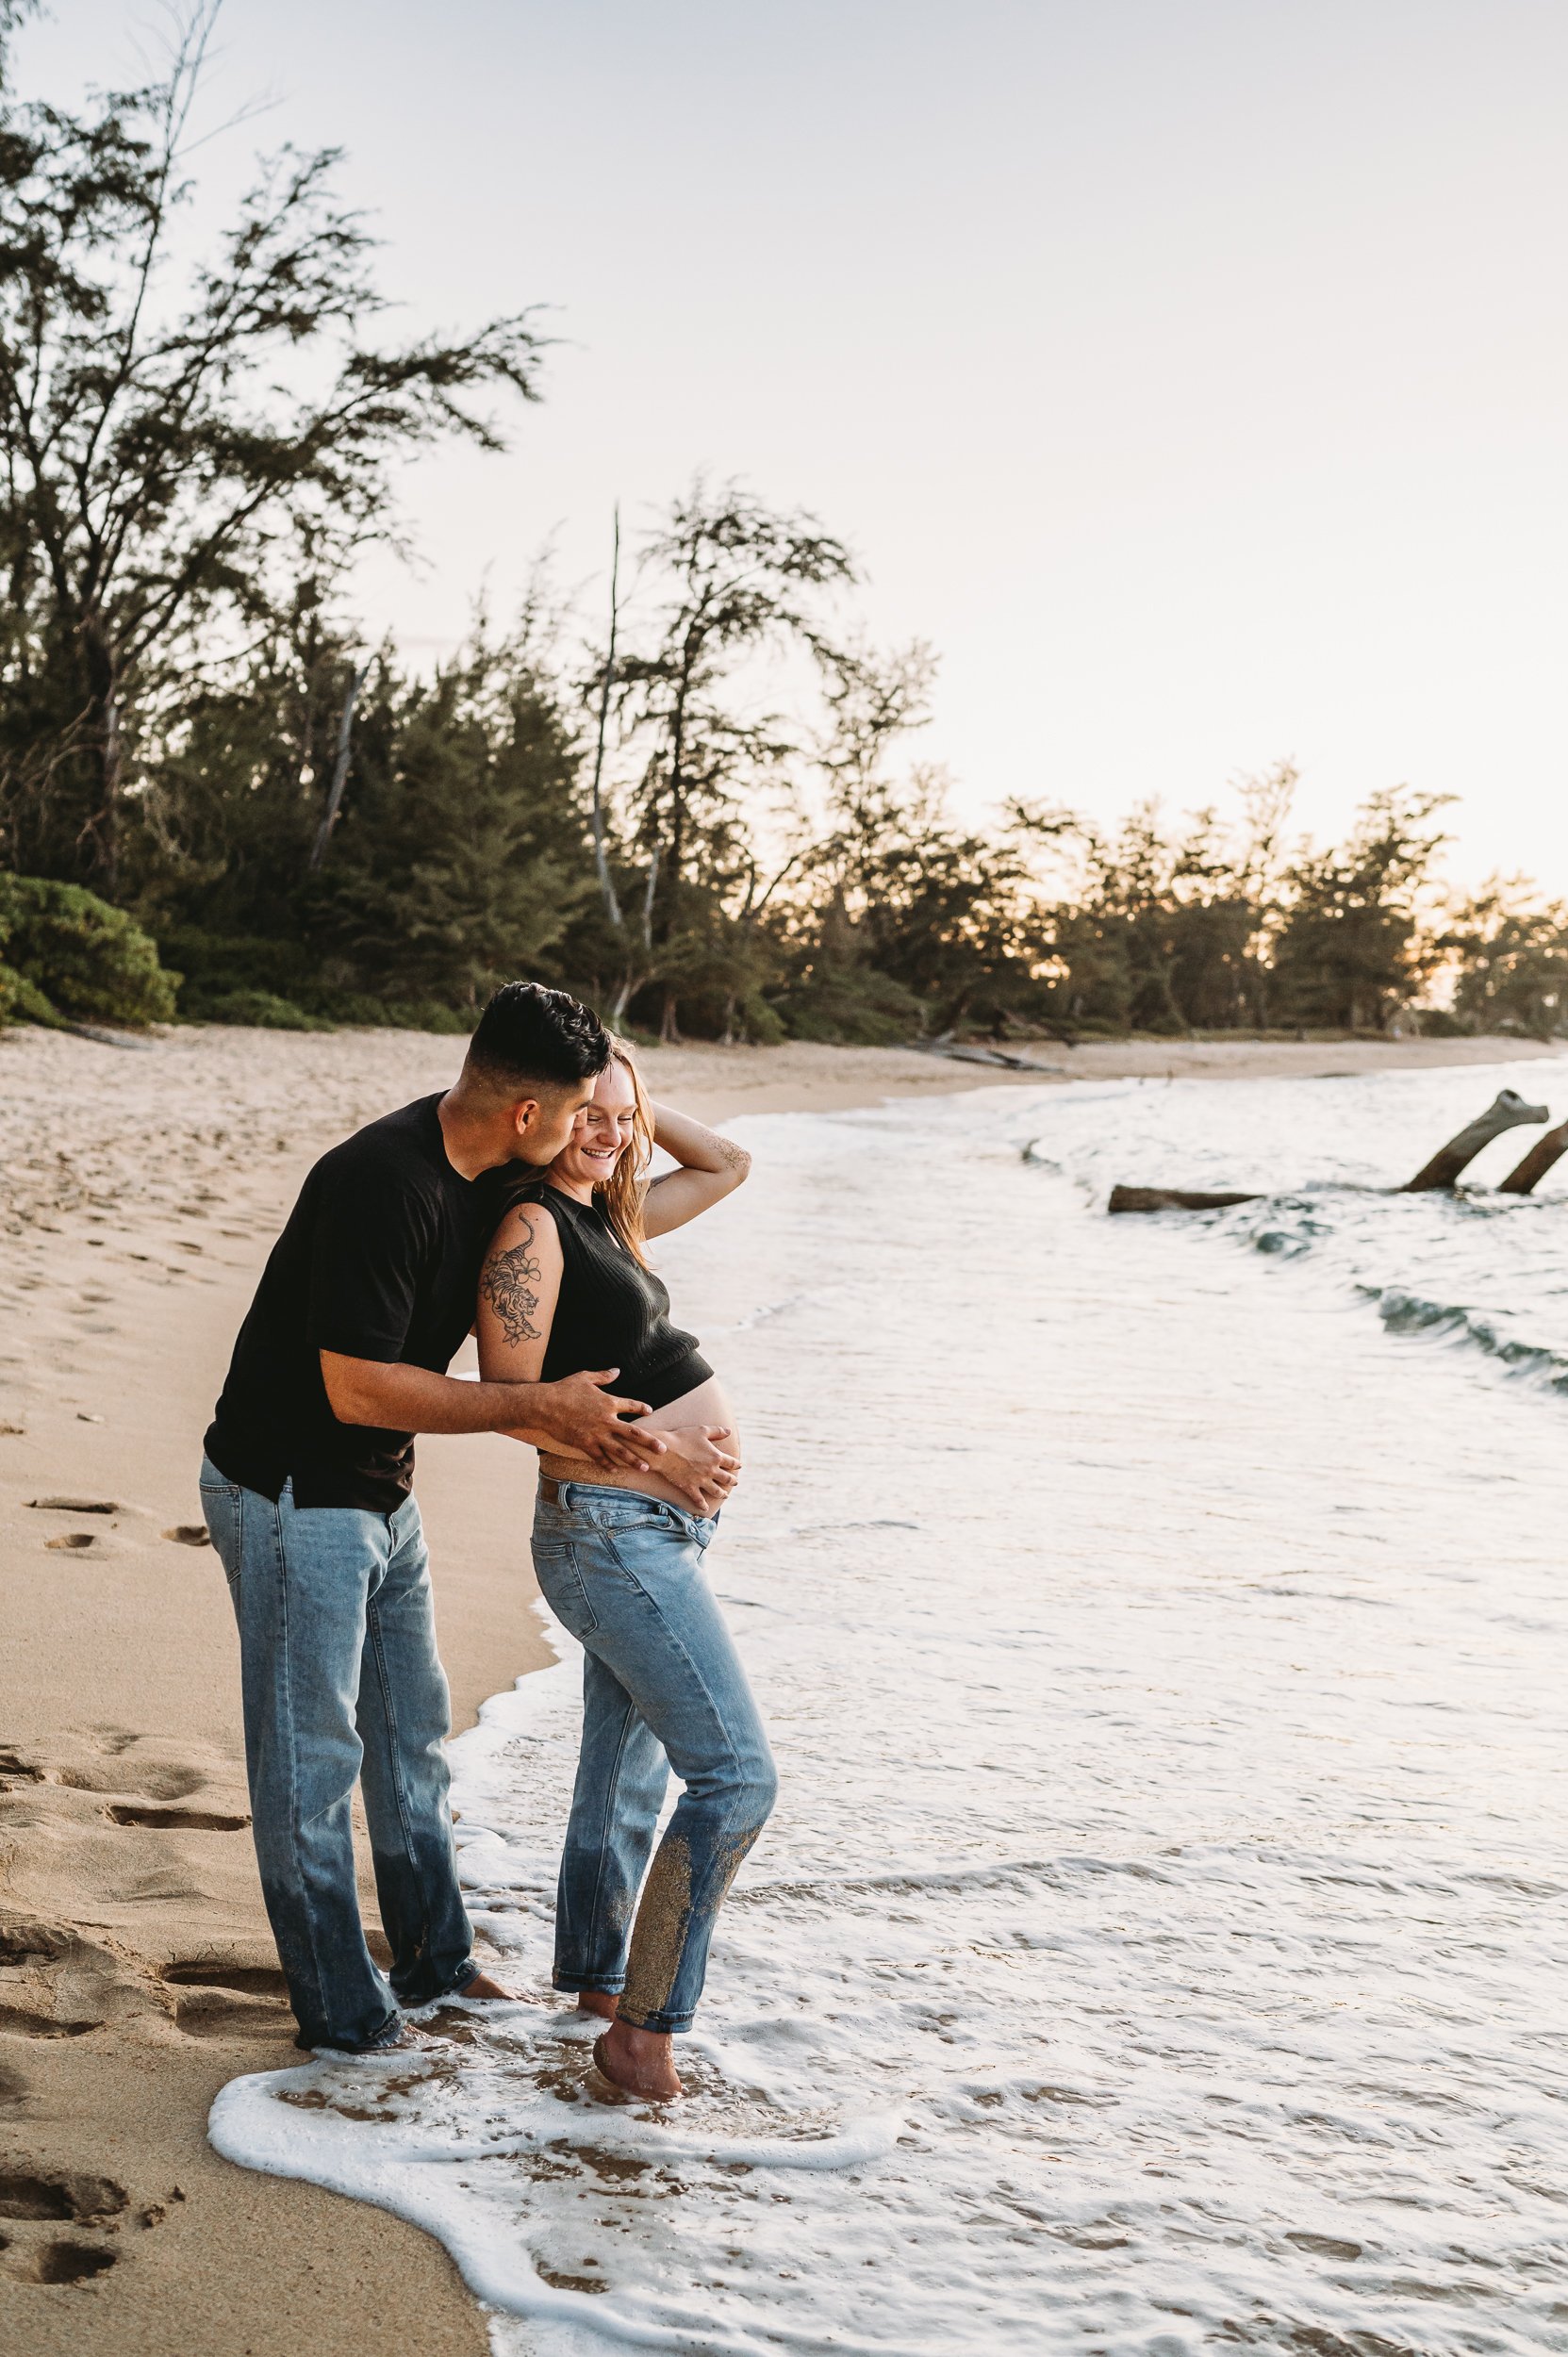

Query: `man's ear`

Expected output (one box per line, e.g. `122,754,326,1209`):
510,1096,542,1138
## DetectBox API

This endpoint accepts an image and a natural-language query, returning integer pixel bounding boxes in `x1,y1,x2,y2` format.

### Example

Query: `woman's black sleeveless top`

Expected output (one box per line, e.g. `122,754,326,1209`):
507,1182,712,1411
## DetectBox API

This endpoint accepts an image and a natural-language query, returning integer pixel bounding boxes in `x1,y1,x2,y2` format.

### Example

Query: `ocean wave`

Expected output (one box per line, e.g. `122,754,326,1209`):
1359,1284,1568,1393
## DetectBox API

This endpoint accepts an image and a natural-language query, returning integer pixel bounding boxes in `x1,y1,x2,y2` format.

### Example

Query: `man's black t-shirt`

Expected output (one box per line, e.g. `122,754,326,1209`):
205,1095,506,1513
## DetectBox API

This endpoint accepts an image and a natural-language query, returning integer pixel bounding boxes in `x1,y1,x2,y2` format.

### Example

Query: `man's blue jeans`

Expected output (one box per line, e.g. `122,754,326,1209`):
199,1457,476,2051
532,1481,777,2035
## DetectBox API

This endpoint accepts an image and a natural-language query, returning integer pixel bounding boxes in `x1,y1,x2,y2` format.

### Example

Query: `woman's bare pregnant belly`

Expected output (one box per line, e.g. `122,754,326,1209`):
538,1373,741,1512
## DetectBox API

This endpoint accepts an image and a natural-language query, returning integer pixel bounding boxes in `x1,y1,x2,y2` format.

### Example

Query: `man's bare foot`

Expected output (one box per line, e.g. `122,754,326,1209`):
592,2022,683,2101
575,1990,619,2021
461,1971,518,2001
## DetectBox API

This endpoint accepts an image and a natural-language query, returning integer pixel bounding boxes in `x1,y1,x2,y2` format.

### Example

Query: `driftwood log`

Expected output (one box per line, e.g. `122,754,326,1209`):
1399,1089,1548,1191
1499,1116,1568,1195
1108,1185,1263,1214
1106,1088,1553,1214
916,1041,1061,1074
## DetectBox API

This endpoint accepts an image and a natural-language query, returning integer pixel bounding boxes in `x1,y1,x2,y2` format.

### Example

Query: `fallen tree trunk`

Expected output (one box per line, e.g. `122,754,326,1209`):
915,1042,1061,1073
1399,1089,1549,1192
1499,1117,1568,1195
1106,1089,1556,1214
1108,1185,1263,1214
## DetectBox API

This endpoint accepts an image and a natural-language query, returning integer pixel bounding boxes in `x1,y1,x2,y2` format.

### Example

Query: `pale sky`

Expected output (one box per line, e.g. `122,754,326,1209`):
30,1,1568,886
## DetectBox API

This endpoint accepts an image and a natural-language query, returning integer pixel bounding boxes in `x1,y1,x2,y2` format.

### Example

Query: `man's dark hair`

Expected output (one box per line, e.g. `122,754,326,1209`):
465,982,610,1096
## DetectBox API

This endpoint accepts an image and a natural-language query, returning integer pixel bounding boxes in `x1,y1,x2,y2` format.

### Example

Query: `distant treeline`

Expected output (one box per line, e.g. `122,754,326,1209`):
0,14,1561,1045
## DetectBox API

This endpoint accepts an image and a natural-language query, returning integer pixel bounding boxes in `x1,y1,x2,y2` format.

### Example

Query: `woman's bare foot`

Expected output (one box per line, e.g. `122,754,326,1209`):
461,1971,518,2001
593,2023,683,2101
575,1990,619,2021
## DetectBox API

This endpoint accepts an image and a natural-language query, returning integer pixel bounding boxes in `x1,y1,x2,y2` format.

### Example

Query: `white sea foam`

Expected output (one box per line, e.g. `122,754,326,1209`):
213,1069,1568,2354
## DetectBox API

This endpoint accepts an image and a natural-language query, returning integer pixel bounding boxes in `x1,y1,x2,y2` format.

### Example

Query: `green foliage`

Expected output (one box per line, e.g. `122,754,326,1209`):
0,959,58,1026
0,37,1543,1057
774,963,923,1045
1270,790,1452,1031
153,925,322,1014
1414,1005,1472,1038
1444,885,1568,1039
200,989,329,1031
0,27,545,894
0,875,177,1027
310,641,594,1008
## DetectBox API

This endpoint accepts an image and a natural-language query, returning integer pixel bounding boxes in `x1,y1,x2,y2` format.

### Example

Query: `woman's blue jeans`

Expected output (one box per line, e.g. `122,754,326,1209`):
532,1481,777,2035
199,1457,477,2051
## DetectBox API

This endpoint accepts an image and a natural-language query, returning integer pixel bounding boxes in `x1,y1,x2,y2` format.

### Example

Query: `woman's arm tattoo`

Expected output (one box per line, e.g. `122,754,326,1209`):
481,1223,543,1346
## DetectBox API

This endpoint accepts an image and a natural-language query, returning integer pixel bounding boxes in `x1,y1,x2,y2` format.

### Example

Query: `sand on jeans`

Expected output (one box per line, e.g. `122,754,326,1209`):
0,1021,1556,2355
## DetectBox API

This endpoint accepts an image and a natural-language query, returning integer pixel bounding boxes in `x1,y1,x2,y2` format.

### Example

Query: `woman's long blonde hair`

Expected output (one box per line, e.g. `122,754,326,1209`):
595,1037,653,1267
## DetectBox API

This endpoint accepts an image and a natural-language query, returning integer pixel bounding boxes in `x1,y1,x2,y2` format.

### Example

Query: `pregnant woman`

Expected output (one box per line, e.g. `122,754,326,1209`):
476,1043,776,2100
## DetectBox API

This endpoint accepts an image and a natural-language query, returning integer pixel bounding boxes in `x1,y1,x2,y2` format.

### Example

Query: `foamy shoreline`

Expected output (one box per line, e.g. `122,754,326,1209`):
0,1023,1557,2355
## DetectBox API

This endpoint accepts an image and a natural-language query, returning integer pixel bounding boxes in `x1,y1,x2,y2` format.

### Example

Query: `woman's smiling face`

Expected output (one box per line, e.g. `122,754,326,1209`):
552,1056,638,1192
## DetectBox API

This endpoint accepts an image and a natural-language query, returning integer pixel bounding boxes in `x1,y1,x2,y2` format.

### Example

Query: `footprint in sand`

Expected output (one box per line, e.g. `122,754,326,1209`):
0,2234,119,2283
159,1959,291,2039
161,1525,210,1548
105,1803,250,1830
0,1734,234,1805
1,1739,249,1829
0,2168,126,2223
0,1736,256,2037
25,1499,122,1555
0,1920,140,2039
0,2168,130,2287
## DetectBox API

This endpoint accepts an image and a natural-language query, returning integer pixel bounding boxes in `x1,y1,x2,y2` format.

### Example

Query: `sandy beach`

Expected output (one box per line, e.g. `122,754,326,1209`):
0,1020,1559,2354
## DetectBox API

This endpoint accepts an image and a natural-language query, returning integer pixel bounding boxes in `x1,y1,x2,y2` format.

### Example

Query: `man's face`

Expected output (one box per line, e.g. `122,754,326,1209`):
511,1079,598,1165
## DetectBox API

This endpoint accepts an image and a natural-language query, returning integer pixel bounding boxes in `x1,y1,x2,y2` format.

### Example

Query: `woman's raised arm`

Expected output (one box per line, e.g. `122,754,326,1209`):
643,1103,751,1238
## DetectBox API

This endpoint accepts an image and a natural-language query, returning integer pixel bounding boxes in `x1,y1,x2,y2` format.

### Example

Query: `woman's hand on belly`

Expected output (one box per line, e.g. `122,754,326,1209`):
538,1376,741,1515
641,1420,740,1514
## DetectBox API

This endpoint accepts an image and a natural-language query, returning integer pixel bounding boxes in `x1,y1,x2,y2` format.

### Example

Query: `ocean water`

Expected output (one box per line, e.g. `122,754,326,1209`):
212,1062,1568,2356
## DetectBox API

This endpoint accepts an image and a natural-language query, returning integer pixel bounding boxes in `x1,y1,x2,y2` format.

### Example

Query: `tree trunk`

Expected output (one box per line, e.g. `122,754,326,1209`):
659,986,681,1045
588,507,624,930
608,965,642,1027
1108,1185,1263,1214
79,617,124,893
1499,1118,1568,1195
1400,1089,1549,1191
307,663,369,873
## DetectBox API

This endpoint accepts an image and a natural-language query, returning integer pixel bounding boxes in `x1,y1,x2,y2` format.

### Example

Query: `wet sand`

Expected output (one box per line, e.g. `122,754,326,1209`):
0,1022,1556,2353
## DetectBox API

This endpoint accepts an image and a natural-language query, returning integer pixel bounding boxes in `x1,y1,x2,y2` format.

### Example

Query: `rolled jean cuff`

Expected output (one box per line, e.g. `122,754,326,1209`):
297,2004,402,2054
615,2003,695,2036
553,1970,625,1996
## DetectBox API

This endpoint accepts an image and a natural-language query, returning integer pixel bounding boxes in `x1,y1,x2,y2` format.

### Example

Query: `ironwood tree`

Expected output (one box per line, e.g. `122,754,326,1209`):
0,3,545,887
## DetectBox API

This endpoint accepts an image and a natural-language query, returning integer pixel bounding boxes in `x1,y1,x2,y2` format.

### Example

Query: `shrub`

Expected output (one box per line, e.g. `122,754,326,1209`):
1412,1005,1473,1039
735,990,787,1046
0,875,178,1027
200,988,330,1031
774,964,923,1046
0,960,60,1026
153,925,315,1015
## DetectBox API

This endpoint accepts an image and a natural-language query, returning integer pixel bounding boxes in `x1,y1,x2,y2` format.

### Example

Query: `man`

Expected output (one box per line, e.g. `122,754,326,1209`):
199,982,737,2055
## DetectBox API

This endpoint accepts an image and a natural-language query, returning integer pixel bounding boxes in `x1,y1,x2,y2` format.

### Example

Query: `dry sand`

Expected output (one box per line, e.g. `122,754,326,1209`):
0,1021,1560,2353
